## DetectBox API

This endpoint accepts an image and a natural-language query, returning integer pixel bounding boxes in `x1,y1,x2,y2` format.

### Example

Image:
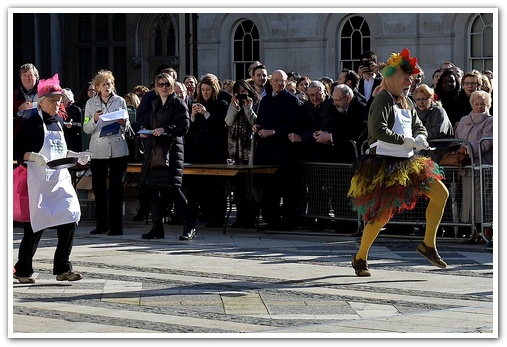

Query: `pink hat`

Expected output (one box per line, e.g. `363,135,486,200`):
38,73,62,98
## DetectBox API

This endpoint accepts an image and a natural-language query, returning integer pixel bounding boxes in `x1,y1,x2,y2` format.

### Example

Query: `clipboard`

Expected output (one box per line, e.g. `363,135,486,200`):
97,109,128,137
19,102,38,120
99,122,121,137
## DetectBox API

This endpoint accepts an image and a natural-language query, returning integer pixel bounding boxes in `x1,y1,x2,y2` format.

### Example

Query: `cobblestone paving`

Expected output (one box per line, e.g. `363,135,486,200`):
11,221,495,336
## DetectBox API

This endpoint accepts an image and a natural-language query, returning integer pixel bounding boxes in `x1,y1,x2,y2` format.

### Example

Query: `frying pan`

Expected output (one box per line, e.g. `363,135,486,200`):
47,157,78,169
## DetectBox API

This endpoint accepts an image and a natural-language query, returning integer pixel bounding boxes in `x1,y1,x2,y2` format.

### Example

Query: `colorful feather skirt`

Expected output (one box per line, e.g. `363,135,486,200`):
348,154,444,223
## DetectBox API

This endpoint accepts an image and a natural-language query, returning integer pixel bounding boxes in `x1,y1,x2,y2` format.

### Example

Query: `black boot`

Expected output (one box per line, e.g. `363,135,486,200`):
141,227,164,239
179,228,196,241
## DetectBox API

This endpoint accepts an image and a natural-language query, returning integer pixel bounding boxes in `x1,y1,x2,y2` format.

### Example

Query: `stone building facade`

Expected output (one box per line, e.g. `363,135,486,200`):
12,10,494,96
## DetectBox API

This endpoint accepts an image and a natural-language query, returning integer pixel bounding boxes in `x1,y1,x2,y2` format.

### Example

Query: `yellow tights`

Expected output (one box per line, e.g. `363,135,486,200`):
355,180,449,261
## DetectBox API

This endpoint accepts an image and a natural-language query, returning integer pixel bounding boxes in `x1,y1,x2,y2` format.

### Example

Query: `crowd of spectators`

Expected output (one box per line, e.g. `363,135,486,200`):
13,54,494,242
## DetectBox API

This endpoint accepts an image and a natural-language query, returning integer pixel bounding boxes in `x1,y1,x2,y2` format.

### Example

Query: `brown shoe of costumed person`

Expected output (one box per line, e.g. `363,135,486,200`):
416,242,447,268
352,256,371,276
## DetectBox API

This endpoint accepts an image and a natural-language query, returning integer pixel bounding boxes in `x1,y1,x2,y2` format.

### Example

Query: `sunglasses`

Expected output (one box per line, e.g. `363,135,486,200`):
157,82,171,88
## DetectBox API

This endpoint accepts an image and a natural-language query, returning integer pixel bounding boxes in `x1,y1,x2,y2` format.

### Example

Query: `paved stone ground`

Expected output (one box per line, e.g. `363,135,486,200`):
10,218,495,338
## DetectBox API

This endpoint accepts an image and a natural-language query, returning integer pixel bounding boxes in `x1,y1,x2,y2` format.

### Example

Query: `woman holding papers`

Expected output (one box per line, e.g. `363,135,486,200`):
83,69,130,236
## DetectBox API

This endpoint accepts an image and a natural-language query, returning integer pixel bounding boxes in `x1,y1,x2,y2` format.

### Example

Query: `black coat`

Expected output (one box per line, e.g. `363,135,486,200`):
327,96,368,163
254,89,299,165
185,97,229,164
140,93,189,187
295,96,337,161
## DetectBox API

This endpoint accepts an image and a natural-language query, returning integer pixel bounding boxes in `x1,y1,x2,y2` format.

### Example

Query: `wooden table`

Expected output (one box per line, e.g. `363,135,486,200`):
126,163,279,233
182,163,279,233
182,163,278,176
128,162,278,175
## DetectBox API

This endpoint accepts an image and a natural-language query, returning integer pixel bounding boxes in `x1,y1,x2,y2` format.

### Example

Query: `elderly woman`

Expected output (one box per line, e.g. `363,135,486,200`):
13,74,91,283
139,73,196,240
83,69,130,236
348,48,449,276
455,90,493,245
412,83,454,161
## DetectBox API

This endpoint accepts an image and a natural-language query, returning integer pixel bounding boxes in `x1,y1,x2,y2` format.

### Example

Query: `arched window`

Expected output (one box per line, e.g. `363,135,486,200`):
153,15,176,57
339,16,371,72
233,19,260,80
469,13,493,72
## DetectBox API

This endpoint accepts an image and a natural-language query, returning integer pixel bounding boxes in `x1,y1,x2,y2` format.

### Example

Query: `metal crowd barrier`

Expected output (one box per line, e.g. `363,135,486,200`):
293,140,361,233
292,138,487,238
293,161,361,233
479,137,494,234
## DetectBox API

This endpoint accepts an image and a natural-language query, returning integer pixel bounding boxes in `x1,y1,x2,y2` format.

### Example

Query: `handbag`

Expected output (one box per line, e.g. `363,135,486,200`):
439,149,471,167
148,107,178,169
149,142,170,169
13,165,30,222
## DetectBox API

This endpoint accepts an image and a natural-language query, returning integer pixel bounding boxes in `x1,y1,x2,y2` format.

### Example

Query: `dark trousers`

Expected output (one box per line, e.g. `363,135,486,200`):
148,185,195,232
15,221,76,276
90,156,128,232
259,166,295,226
186,176,227,225
136,184,150,215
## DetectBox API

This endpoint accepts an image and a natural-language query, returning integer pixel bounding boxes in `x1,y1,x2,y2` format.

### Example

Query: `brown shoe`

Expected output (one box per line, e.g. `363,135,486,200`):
416,242,447,268
352,256,371,277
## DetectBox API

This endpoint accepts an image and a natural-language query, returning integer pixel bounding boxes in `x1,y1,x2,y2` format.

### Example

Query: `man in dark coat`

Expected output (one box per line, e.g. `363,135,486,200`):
314,84,368,163
253,69,299,230
288,80,337,162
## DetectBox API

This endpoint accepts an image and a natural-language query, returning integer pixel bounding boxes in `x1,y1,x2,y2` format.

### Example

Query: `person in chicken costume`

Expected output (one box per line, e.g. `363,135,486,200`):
348,48,449,276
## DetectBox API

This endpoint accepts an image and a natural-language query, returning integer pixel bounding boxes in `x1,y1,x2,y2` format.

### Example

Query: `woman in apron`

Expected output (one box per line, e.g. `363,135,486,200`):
348,49,449,276
13,74,91,284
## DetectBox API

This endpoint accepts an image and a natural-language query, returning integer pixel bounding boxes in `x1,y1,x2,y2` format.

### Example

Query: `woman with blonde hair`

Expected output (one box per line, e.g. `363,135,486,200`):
138,73,196,240
83,69,130,236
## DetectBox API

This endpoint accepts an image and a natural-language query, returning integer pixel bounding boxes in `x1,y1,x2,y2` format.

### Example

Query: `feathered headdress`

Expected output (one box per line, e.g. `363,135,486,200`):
383,48,421,77
38,73,62,98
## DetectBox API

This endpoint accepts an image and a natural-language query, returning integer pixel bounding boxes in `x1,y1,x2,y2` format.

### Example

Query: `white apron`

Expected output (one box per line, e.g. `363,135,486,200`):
27,114,81,232
372,102,414,158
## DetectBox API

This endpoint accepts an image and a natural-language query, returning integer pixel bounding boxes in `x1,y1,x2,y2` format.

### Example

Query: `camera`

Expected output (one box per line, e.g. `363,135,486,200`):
236,94,248,100
360,60,374,71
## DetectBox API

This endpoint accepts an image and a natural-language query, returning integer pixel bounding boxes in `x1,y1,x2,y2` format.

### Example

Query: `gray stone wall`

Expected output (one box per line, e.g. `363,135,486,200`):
196,12,479,84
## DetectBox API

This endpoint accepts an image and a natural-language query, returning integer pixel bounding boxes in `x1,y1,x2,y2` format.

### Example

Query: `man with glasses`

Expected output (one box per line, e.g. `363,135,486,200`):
287,80,337,230
314,84,368,163
253,69,299,231
288,81,335,161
